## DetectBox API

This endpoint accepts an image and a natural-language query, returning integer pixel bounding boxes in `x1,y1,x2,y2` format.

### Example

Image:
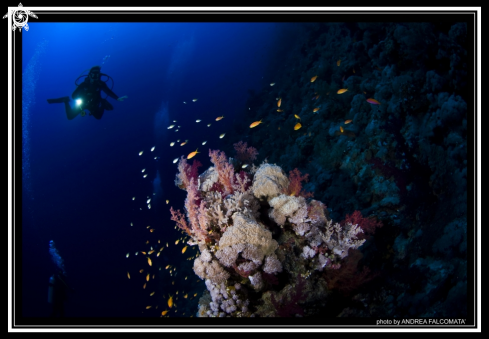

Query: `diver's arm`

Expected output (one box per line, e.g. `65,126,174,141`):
101,82,119,100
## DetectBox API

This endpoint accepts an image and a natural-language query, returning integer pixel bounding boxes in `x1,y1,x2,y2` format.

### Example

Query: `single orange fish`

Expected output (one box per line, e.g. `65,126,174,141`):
139,269,144,273
147,257,152,267
168,295,173,308
150,291,155,296
277,109,283,112
366,98,381,105
310,75,318,82
294,114,301,120
182,246,188,254
180,140,188,146
143,283,146,289
161,310,169,316
337,88,348,94
146,273,150,281
294,123,302,130
277,98,282,107
249,119,263,128
141,251,147,255
344,119,353,124
340,126,344,133
127,272,131,279
313,107,320,113
146,306,152,309
187,148,199,159
337,59,341,66
215,116,224,121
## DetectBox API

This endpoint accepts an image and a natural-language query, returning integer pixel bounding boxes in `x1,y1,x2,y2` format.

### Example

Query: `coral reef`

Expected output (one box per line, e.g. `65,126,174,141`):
172,150,369,317
218,21,468,318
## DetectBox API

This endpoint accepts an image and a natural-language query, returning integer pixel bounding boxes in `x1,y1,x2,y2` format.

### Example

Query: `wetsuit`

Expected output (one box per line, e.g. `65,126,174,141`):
72,77,119,119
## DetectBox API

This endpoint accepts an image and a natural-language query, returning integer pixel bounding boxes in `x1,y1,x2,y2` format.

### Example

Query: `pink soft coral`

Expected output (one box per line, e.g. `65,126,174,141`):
176,156,202,190
209,149,235,196
233,141,258,163
342,210,383,236
285,168,314,198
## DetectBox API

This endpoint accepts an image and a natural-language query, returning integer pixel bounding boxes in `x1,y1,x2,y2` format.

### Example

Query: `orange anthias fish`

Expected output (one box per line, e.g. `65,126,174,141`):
161,310,169,316
187,148,199,159
250,119,263,128
313,107,320,113
182,246,187,254
344,119,353,124
127,272,131,279
337,88,348,94
277,98,282,107
294,114,301,120
367,98,381,105
168,295,173,308
147,257,152,266
146,273,150,281
310,75,318,82
277,109,283,112
216,116,224,121
337,59,341,66
294,123,302,130
340,126,344,133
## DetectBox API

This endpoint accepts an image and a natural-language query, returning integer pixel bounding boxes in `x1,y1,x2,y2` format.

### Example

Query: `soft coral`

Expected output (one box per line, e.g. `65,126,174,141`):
285,168,314,198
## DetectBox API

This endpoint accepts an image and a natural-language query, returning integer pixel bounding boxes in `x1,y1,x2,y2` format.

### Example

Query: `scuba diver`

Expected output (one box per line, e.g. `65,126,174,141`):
47,65,128,120
48,270,75,317
47,240,75,317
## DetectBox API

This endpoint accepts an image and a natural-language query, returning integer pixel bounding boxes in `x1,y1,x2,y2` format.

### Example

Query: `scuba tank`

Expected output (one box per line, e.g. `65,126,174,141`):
48,275,55,303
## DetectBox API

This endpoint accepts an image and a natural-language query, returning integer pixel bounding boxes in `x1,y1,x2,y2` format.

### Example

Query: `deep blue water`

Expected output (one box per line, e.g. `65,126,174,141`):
21,22,296,317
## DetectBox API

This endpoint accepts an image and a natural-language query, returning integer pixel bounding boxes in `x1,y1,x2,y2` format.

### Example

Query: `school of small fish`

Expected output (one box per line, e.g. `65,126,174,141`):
126,52,388,316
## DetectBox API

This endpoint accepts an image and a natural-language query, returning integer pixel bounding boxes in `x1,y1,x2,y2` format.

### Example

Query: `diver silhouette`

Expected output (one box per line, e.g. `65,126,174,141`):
47,65,127,120
48,271,75,317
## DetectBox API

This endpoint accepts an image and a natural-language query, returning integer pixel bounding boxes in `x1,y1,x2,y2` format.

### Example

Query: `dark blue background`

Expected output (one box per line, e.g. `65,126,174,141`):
21,22,298,317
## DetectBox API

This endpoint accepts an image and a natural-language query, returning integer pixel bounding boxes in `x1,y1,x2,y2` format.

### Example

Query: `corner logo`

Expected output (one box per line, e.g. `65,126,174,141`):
3,3,38,32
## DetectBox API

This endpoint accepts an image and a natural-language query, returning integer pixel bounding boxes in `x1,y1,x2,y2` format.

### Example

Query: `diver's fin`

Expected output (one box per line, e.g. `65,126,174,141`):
47,96,70,104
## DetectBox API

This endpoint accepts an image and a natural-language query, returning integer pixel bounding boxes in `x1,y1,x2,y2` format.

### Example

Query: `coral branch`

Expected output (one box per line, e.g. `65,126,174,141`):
176,157,202,190
170,206,192,237
209,149,235,196
285,168,314,198
342,210,383,236
233,141,259,163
